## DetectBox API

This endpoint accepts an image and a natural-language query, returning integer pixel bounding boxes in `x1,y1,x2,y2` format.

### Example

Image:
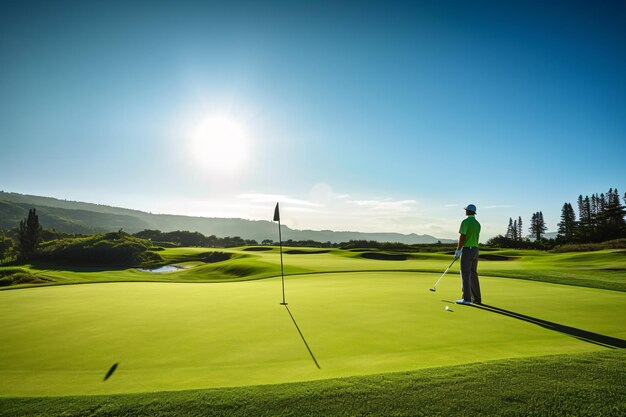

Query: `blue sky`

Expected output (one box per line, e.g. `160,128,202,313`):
1,0,625,240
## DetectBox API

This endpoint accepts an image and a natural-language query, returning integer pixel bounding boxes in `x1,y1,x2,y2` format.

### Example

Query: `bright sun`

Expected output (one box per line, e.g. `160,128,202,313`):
189,116,249,174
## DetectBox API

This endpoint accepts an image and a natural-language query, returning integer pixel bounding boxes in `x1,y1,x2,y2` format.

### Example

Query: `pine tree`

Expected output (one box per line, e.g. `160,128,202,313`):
577,195,584,219
557,203,577,242
539,211,547,238
506,218,514,239
598,193,606,213
529,213,537,240
529,211,547,241
512,220,518,240
17,208,42,260
595,192,608,239
576,195,594,241
601,188,626,240
517,216,523,240
584,196,593,229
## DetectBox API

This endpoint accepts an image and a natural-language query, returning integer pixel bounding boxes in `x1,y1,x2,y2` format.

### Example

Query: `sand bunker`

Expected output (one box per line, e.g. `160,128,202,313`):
360,252,408,261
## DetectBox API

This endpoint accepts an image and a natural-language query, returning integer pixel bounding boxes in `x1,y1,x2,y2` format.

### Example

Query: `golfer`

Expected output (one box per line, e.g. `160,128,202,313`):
455,204,481,305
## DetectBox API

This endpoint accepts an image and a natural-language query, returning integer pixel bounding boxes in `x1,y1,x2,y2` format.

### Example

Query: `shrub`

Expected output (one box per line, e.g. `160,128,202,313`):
485,235,556,250
35,232,163,267
551,238,626,253
0,267,42,286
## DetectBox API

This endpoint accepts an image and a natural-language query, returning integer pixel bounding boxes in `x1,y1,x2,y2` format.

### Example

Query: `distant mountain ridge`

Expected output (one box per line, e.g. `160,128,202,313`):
0,191,456,244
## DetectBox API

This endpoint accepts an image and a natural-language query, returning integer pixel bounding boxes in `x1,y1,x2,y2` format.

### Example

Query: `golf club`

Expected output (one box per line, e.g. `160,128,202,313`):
429,257,458,292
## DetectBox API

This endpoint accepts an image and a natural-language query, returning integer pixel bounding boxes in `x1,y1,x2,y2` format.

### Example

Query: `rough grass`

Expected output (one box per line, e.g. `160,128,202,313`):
0,349,623,417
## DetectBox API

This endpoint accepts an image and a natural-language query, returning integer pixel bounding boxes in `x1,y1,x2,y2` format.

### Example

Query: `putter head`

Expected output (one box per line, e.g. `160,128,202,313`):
429,288,436,292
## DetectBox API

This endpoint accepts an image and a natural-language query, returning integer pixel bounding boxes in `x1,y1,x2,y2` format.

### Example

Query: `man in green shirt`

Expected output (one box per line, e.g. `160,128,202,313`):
455,204,481,305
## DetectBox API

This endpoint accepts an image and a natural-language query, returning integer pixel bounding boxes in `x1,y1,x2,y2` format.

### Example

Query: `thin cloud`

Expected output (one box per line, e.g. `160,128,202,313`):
348,199,418,212
287,206,325,214
238,193,324,207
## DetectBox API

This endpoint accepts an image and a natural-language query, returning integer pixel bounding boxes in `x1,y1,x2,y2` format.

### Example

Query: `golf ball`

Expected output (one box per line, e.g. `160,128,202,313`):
445,306,449,311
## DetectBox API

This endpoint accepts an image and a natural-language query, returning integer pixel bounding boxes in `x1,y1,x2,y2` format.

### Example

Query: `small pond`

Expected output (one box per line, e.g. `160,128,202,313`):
137,265,182,273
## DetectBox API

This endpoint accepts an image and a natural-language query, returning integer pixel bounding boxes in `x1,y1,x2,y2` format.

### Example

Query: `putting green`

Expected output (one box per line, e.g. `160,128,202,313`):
1,272,625,396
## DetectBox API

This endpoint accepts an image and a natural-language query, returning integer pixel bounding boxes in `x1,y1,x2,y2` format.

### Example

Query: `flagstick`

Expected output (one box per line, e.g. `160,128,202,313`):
274,202,287,305
278,217,287,305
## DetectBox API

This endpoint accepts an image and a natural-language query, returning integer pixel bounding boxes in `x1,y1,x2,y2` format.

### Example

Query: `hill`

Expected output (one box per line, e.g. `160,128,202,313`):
0,191,455,244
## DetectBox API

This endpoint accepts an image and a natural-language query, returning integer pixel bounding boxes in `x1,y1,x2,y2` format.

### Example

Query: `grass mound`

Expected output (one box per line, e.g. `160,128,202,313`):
212,264,260,277
201,252,232,263
243,247,273,252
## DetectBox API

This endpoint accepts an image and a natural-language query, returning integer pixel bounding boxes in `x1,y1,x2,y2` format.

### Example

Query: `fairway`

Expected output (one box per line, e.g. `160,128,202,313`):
23,247,626,292
1,271,625,397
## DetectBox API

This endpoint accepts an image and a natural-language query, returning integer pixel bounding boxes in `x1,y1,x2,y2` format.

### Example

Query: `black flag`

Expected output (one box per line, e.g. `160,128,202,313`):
273,202,280,222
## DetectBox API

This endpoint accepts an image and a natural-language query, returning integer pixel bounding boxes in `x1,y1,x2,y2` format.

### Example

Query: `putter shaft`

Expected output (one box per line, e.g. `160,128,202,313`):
430,257,458,291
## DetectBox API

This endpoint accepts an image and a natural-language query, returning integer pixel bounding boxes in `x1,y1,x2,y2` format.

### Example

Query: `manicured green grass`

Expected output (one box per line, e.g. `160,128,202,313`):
1,247,624,415
1,349,624,416
1,272,624,397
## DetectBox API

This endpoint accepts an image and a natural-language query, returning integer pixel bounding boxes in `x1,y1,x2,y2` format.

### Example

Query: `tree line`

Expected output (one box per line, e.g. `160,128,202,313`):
133,229,258,248
489,188,626,248
0,210,457,264
558,189,626,243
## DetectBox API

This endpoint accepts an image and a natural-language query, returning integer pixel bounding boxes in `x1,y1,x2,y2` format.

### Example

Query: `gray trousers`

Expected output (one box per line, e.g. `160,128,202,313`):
460,247,481,302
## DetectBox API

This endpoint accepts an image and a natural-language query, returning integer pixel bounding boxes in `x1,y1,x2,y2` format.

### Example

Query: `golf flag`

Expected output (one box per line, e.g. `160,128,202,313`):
273,202,280,222
274,202,287,305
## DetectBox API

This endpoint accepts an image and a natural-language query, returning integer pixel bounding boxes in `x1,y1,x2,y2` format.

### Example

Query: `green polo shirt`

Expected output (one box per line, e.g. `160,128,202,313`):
459,215,481,247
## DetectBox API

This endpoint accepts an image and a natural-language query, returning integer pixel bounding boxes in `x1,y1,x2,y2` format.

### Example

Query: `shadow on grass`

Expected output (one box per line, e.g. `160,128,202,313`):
360,252,408,261
473,303,626,349
29,262,129,272
284,305,321,369
284,249,331,255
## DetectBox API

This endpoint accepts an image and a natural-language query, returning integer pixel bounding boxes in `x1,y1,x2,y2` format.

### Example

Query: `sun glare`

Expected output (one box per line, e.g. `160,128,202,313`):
189,116,249,174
